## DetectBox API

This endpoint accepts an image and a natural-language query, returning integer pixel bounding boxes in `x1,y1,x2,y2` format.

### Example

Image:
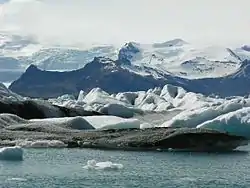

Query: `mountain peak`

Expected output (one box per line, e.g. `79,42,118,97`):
25,64,40,73
118,42,141,62
153,38,187,48
241,45,250,52
230,60,250,78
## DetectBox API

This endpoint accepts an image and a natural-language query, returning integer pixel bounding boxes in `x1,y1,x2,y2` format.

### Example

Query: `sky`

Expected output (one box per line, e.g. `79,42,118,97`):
0,0,249,46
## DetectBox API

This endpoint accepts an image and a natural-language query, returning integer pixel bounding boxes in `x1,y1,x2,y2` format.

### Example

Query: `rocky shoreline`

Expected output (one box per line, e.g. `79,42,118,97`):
0,128,248,152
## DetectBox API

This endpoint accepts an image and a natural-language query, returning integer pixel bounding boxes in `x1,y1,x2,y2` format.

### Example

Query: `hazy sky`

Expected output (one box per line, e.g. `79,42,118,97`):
0,0,249,46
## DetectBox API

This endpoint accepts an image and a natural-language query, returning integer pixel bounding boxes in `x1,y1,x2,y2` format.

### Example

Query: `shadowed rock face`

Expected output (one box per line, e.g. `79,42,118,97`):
0,99,102,119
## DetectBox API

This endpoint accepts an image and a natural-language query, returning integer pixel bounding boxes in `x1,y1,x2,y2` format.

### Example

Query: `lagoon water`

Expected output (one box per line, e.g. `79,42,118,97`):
0,147,250,188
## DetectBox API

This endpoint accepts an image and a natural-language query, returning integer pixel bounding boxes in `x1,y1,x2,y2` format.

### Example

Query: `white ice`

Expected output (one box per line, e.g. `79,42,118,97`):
7,178,27,182
83,160,123,170
83,116,141,130
0,146,23,161
197,107,250,138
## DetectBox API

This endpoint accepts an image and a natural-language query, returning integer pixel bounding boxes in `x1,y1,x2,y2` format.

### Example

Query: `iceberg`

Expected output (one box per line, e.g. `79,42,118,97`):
83,116,141,130
197,107,250,138
0,146,23,161
160,98,250,128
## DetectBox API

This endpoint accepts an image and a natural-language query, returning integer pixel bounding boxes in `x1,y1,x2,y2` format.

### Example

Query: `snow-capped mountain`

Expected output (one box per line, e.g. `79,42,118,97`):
118,40,250,78
9,57,168,98
1,32,250,83
9,55,250,98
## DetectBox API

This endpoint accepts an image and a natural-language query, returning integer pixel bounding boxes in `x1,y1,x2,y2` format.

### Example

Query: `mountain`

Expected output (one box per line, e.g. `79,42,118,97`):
9,56,250,98
9,57,169,98
1,33,250,80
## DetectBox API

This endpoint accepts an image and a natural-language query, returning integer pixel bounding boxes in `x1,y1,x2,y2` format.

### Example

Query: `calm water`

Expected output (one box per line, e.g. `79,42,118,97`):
1,146,250,188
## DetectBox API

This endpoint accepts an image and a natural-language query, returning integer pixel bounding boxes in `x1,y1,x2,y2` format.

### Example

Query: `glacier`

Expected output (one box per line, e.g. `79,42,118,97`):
47,84,250,138
3,79,250,140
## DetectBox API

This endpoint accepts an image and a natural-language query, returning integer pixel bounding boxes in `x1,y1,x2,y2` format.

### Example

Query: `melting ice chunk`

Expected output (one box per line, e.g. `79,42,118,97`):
83,160,124,170
0,146,23,161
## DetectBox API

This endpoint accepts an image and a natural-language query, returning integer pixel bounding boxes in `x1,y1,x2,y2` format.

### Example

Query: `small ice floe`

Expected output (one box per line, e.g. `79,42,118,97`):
7,178,27,182
0,146,23,161
83,160,124,171
178,177,197,182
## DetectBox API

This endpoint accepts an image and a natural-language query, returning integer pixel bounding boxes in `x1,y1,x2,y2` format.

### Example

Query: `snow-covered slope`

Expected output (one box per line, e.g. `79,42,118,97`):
17,46,117,70
119,40,250,78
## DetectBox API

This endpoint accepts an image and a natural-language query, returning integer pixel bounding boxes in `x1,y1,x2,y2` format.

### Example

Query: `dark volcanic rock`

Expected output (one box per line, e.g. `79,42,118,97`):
0,99,103,120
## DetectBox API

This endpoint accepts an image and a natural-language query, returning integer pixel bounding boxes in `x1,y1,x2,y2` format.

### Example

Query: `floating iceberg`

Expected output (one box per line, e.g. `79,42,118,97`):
0,146,23,161
83,160,123,170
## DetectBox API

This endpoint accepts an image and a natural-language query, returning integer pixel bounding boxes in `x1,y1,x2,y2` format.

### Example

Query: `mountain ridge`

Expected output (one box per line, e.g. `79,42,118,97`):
9,58,250,98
